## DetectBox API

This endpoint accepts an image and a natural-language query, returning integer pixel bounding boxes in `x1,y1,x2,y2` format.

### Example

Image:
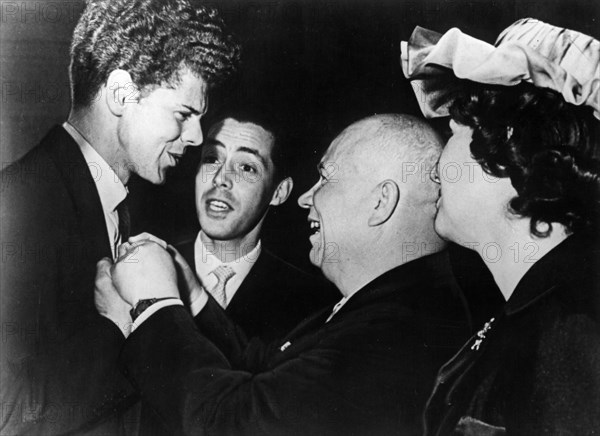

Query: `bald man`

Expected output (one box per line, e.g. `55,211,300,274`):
96,114,470,435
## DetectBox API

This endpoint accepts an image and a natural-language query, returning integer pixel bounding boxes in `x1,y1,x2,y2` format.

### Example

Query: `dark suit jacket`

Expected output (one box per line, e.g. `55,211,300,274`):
424,235,600,435
0,126,135,435
177,238,339,342
120,251,471,435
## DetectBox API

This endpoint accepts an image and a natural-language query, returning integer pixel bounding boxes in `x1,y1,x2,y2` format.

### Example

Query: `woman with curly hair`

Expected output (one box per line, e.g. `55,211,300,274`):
402,18,600,434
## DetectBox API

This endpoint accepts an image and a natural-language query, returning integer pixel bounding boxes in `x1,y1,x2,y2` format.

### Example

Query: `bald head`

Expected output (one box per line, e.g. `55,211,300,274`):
334,114,442,193
298,113,446,295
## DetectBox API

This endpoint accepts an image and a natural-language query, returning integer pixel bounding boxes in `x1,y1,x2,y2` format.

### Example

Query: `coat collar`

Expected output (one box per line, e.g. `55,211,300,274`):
504,234,599,316
333,250,460,319
278,250,463,353
177,237,196,270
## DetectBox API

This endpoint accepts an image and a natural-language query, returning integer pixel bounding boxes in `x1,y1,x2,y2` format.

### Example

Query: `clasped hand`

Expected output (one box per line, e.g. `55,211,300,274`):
94,233,203,337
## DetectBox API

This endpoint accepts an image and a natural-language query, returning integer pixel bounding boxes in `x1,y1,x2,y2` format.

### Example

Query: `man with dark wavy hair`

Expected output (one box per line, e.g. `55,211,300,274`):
0,1,239,434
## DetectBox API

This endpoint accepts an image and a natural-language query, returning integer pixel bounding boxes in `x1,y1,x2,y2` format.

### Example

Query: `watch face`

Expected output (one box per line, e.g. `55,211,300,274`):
131,299,157,321
131,298,177,321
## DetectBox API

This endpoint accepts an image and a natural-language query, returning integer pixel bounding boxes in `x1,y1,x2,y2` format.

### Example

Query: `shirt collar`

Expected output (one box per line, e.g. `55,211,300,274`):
326,295,352,322
194,231,262,285
63,122,127,212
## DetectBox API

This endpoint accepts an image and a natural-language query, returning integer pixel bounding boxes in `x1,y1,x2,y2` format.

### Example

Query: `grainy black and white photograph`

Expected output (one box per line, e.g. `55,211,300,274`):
1,0,599,434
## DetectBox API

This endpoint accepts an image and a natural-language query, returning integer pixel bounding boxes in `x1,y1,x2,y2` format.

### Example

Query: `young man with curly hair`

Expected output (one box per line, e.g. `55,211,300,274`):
0,1,239,434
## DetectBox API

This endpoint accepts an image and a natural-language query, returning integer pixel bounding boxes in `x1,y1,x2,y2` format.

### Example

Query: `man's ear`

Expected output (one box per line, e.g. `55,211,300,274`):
368,179,399,227
270,177,293,206
105,69,139,117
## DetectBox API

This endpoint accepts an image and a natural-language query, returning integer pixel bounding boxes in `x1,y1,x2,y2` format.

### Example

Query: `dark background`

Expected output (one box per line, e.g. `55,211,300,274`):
1,0,598,274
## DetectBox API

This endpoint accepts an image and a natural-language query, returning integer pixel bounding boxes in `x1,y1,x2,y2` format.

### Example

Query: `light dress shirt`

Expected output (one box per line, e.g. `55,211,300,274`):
191,231,261,309
132,232,262,331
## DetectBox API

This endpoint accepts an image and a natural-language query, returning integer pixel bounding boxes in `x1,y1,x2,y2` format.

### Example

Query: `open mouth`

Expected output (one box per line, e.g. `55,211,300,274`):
168,152,183,166
207,199,232,212
309,219,321,236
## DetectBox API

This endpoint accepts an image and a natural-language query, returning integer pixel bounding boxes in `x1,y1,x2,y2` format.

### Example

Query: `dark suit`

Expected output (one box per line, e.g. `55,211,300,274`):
120,251,470,435
0,126,135,435
424,235,600,435
177,238,339,341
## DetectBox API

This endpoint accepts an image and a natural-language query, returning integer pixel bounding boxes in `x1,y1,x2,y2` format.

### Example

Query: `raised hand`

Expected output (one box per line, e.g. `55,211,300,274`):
111,240,179,306
167,244,205,307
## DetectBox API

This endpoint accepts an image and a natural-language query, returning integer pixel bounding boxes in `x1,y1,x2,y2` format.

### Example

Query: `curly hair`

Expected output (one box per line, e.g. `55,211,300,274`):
69,0,241,109
449,81,600,237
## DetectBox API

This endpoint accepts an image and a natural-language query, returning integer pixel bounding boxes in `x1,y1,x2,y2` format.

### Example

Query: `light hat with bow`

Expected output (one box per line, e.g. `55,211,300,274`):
401,18,600,120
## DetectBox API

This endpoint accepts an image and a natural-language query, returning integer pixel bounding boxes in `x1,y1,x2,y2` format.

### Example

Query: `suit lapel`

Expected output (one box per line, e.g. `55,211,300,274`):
271,265,400,355
42,126,112,260
225,251,271,316
275,252,460,360
178,238,196,272
274,277,393,352
280,304,334,343
268,304,334,365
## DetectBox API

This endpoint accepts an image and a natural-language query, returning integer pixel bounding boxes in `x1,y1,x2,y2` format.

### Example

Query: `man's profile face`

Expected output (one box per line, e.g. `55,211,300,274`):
117,68,207,184
196,118,279,242
298,132,367,278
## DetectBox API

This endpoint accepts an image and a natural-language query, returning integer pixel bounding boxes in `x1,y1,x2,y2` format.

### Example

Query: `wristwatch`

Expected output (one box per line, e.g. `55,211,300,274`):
130,297,178,321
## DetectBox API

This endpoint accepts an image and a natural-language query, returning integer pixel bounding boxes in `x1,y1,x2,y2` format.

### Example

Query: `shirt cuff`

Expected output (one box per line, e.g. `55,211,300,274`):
190,289,209,317
131,299,184,332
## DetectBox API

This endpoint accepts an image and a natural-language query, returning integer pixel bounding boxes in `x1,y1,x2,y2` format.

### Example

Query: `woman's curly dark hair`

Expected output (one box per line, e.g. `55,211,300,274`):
70,0,241,109
449,81,600,237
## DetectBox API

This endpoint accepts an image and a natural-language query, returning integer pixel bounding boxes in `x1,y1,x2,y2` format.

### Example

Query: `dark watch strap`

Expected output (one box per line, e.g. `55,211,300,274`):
130,297,178,321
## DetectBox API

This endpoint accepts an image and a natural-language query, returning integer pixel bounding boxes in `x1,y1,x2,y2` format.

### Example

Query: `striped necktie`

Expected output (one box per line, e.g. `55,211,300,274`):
208,265,236,308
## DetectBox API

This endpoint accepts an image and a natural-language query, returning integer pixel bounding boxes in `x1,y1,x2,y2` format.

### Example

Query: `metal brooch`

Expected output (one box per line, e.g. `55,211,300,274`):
471,317,495,351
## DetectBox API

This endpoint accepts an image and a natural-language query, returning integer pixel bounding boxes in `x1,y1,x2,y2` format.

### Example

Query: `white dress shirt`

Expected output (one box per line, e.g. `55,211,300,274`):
193,231,261,305
63,122,128,260
132,232,262,332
